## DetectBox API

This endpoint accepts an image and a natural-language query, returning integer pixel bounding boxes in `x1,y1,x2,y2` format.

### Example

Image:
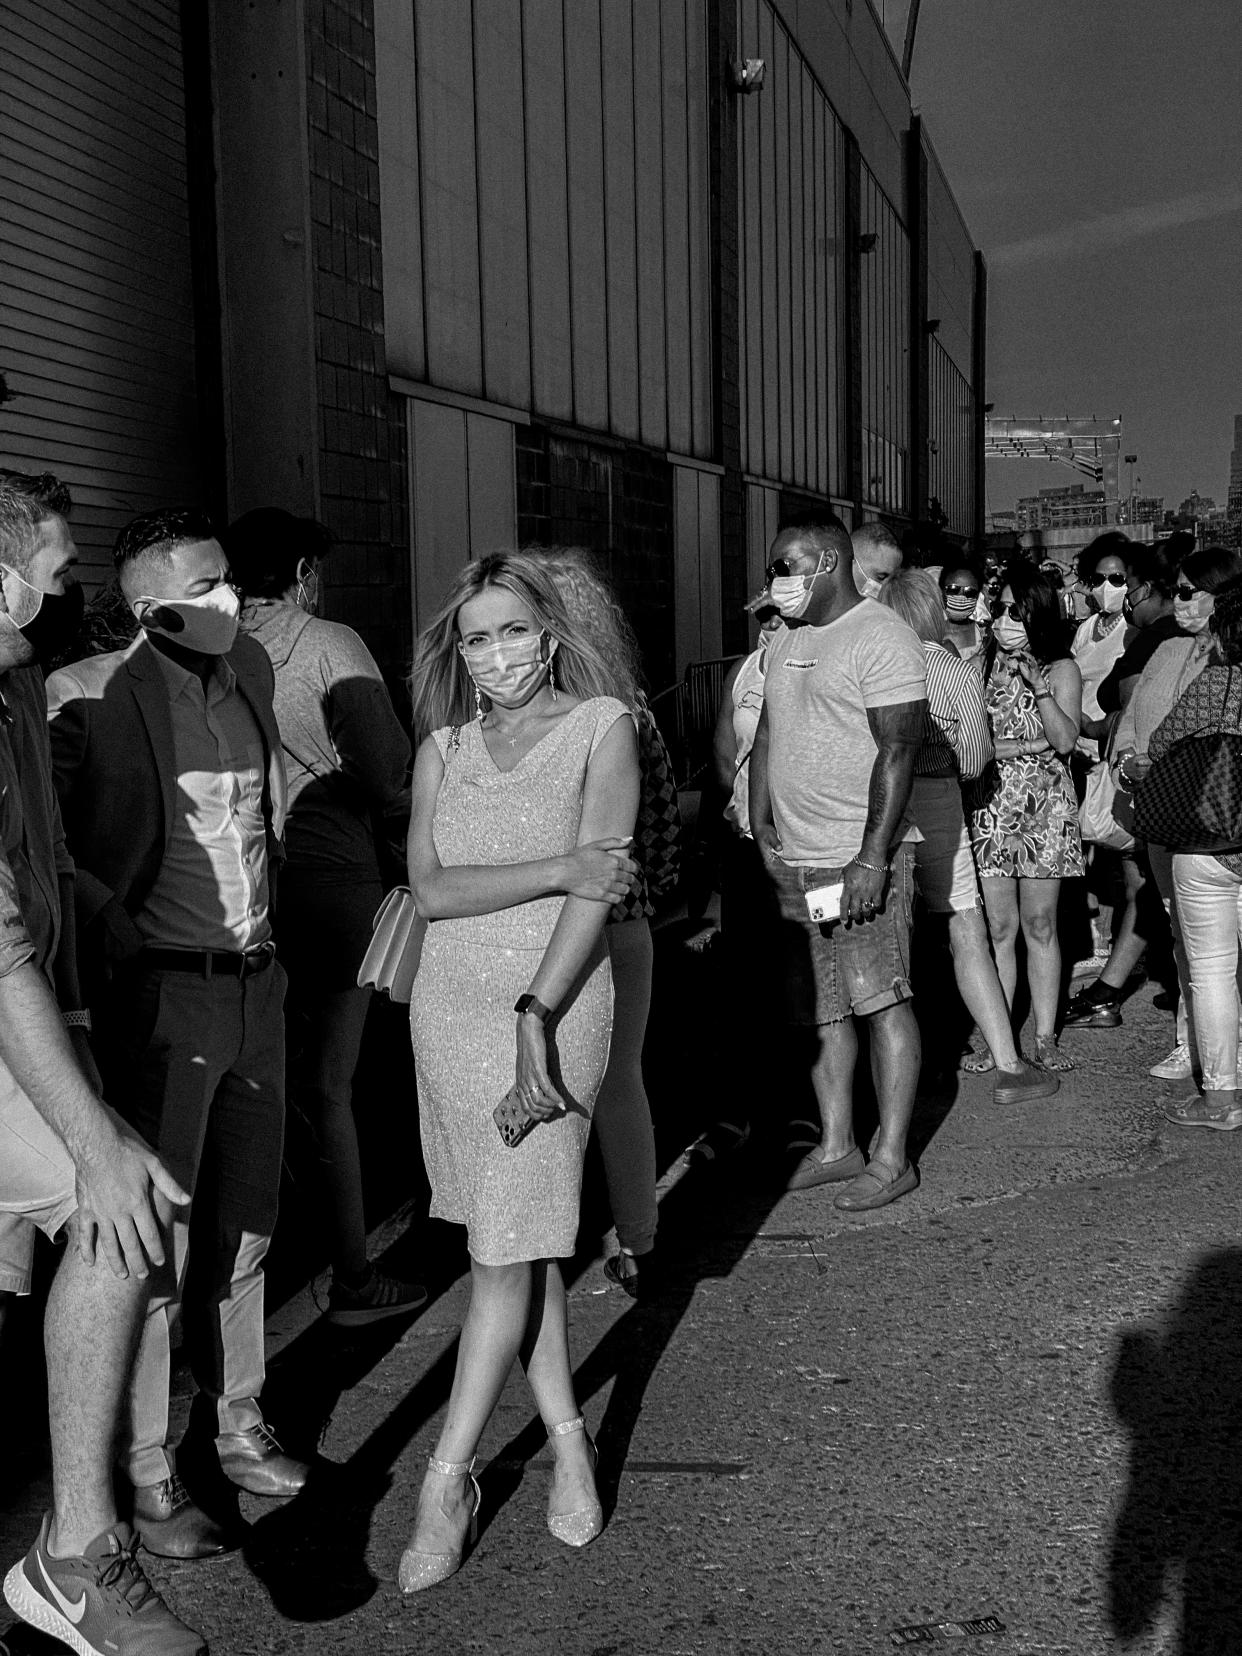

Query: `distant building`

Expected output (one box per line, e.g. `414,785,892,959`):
1229,416,1242,533
988,508,1017,533
1015,484,1110,532
1118,495,1164,527
1178,492,1217,520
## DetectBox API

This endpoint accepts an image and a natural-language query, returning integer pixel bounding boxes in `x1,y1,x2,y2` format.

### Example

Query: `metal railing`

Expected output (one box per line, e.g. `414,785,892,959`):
648,655,742,790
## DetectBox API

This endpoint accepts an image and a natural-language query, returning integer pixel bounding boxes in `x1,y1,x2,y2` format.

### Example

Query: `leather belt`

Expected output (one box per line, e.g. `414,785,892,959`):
138,944,276,980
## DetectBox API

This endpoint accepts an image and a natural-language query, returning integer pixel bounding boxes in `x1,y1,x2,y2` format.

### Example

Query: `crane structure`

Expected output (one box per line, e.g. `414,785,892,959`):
984,415,1123,503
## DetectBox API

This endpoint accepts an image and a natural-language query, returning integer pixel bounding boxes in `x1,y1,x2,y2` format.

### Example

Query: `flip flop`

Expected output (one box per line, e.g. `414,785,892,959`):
785,1145,865,1191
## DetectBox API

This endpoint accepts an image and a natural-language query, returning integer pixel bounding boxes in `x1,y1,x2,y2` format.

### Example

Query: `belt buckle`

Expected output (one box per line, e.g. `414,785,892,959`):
241,944,274,979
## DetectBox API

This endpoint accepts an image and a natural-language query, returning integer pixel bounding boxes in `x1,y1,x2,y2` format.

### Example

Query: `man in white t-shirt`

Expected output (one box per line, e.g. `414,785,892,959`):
749,511,928,1211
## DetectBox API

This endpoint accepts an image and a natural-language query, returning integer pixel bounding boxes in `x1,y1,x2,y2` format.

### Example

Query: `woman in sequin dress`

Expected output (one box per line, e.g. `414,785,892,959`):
400,553,639,1591
970,563,1084,1070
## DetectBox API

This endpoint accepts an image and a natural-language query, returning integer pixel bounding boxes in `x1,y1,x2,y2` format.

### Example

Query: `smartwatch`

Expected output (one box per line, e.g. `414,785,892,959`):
514,994,553,1023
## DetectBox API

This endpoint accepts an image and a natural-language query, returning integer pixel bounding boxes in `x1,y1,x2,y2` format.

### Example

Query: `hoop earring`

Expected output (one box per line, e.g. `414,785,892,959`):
474,683,484,722
548,654,558,702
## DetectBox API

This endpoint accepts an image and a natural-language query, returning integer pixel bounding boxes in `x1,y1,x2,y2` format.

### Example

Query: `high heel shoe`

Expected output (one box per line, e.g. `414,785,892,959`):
398,1454,481,1592
546,1417,604,1548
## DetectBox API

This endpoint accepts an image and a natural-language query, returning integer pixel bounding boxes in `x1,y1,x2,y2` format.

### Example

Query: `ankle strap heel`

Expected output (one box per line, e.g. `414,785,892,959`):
544,1418,603,1549
546,1418,585,1441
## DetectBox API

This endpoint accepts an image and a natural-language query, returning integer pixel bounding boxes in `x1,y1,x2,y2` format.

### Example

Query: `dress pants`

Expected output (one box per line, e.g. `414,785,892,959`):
99,958,286,1487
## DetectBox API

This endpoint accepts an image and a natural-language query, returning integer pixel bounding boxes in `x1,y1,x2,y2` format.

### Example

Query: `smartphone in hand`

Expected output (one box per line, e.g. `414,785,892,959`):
494,1089,537,1149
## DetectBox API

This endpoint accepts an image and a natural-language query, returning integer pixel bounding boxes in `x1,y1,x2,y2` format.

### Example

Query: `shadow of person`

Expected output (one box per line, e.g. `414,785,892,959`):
1107,1246,1242,1654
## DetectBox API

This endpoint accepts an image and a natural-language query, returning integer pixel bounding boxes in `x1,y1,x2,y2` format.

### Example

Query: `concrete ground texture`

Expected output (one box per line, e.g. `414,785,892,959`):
1,947,1238,1656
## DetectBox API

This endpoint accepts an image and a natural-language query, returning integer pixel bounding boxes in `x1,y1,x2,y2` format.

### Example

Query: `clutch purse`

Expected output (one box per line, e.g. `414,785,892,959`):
357,885,427,1003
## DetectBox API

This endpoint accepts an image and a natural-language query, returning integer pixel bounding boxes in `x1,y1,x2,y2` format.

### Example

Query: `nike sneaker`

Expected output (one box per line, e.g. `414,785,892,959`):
3,1512,206,1655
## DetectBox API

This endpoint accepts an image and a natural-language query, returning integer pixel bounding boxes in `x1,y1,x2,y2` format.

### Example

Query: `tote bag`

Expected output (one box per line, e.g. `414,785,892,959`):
1133,672,1242,853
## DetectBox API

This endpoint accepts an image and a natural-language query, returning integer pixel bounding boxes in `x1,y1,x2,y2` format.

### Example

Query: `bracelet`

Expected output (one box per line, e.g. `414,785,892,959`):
1035,690,1054,701
62,1009,92,1031
849,855,889,875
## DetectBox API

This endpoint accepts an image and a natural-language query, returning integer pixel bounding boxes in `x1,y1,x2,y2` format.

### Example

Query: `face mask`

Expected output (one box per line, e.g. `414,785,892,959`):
1094,580,1126,616
461,632,555,706
137,585,240,656
973,593,992,626
0,564,85,662
853,563,883,602
1174,594,1214,635
944,593,977,621
992,617,1029,653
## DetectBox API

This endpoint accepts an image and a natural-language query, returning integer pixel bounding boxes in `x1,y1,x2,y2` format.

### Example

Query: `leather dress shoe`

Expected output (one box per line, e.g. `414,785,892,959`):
216,1422,309,1496
132,1473,233,1559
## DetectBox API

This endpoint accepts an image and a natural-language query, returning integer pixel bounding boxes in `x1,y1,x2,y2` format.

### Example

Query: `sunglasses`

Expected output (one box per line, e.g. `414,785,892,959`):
943,584,979,598
1174,584,1200,601
994,601,1022,618
1091,572,1127,589
764,558,793,583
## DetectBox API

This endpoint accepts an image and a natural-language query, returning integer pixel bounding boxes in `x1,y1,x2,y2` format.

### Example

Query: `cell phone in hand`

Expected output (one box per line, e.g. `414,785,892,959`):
804,881,844,924
494,1090,537,1149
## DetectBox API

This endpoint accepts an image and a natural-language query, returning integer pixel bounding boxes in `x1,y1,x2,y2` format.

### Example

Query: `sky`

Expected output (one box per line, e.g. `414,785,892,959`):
893,0,1242,519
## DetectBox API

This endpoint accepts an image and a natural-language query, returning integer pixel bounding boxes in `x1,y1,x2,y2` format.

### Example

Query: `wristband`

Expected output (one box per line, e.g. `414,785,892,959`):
1035,690,1054,701
514,994,553,1023
849,855,889,875
62,1009,92,1031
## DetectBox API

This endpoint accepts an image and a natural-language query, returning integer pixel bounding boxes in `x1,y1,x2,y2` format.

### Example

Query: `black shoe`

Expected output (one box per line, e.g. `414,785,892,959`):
1063,982,1123,1028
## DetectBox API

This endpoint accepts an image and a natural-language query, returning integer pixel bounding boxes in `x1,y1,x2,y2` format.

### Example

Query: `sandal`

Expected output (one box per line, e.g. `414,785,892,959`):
1034,1035,1075,1073
961,1047,996,1075
688,1121,751,1163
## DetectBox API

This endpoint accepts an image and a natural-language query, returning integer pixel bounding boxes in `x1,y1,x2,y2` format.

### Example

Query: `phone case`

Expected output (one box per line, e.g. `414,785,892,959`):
493,1091,537,1149
804,882,843,924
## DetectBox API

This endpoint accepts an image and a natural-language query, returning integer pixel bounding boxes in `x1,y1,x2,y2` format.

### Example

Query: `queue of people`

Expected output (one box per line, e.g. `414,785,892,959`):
2,463,1240,1654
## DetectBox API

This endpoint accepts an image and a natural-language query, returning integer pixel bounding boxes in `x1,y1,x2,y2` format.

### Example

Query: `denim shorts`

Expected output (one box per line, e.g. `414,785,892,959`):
911,776,982,915
768,844,916,1026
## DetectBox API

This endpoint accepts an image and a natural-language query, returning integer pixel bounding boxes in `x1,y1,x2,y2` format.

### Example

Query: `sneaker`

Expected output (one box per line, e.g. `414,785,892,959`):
1149,1043,1193,1081
993,1059,1060,1105
1071,949,1112,981
326,1265,428,1328
3,1512,206,1655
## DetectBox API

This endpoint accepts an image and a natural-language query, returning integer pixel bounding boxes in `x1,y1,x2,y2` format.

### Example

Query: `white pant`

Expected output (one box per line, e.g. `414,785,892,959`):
1172,853,1242,1091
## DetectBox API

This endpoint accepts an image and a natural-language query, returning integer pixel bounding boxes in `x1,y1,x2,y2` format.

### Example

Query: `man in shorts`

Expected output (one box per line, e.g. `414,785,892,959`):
0,471,204,1656
749,509,927,1211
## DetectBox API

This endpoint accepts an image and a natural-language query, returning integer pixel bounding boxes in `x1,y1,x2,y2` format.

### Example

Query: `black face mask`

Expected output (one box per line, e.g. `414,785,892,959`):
8,581,85,662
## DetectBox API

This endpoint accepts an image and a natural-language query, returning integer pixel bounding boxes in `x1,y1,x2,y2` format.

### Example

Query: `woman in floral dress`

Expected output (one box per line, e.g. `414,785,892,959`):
971,563,1085,1069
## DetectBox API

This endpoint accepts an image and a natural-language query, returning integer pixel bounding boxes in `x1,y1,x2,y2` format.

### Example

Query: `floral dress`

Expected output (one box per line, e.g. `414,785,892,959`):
970,656,1085,879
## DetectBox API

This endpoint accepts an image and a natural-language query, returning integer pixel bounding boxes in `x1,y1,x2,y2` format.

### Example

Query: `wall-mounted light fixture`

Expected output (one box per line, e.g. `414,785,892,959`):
729,58,766,93
857,232,877,253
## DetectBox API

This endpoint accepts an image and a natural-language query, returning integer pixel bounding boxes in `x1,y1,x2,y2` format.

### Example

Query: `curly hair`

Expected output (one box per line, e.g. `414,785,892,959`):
408,551,622,741
525,546,642,708
113,507,217,575
0,470,73,572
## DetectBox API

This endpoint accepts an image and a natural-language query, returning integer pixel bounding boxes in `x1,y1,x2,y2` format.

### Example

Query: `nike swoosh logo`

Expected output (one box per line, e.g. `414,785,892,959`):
37,1553,88,1625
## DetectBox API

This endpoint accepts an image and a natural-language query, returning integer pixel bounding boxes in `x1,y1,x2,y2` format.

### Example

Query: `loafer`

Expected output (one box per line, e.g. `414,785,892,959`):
833,1158,918,1212
132,1473,233,1559
993,1059,1059,1106
216,1423,309,1497
786,1145,865,1191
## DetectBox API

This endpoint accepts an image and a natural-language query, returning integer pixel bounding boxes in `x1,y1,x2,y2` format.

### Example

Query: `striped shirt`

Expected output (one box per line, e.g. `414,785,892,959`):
917,642,993,781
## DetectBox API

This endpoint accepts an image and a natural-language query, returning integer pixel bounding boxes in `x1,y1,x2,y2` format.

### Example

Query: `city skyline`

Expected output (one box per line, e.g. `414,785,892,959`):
907,0,1242,520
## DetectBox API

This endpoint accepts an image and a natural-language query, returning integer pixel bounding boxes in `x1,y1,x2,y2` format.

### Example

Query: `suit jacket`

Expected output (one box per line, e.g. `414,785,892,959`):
46,633,289,938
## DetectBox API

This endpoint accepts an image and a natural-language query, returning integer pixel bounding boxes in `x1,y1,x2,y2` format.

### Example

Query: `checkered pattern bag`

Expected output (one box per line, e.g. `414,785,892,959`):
1134,672,1242,853
611,701,682,924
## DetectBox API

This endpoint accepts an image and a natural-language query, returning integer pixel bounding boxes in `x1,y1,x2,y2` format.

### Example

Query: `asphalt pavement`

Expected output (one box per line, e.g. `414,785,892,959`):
2,947,1238,1656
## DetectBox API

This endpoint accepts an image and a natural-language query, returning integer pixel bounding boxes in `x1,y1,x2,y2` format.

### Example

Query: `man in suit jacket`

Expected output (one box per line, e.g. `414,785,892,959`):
48,508,308,1561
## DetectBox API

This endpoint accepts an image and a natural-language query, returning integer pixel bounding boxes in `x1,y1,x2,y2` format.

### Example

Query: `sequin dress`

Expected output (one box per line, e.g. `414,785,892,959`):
970,657,1085,879
411,698,629,1264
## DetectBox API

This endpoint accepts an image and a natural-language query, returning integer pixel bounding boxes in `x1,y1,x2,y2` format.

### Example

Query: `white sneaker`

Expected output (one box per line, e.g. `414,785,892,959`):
1149,1043,1192,1081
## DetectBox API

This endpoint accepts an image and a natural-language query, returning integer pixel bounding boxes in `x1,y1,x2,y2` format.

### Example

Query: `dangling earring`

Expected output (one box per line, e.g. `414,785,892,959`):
548,653,558,702
474,682,484,722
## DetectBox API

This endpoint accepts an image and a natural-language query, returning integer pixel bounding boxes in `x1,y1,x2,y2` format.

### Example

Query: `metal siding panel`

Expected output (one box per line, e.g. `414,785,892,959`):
788,60,806,489
661,0,692,457
563,0,609,431
522,0,573,420
600,1,639,440
684,0,712,458
697,469,722,659
410,399,470,627
414,0,484,394
374,0,426,379
739,0,764,475
633,0,667,452
465,413,517,555
673,465,702,673
773,26,792,485
474,0,532,410
757,2,779,481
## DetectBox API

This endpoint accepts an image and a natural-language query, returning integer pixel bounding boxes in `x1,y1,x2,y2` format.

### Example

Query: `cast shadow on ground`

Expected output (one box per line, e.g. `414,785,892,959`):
1107,1246,1242,1656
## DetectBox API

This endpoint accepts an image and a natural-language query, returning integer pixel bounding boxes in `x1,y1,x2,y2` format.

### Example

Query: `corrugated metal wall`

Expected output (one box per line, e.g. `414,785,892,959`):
0,0,201,580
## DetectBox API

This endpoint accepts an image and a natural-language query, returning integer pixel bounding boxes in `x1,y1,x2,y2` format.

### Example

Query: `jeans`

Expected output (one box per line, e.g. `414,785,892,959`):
594,919,657,1256
1172,853,1242,1091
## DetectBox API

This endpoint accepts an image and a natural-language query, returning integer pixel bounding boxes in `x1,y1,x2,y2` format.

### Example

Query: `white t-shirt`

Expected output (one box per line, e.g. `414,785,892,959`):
764,602,927,867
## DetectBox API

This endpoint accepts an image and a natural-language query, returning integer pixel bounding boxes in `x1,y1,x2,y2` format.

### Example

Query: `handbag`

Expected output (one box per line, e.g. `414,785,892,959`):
1133,671,1242,852
1079,758,1135,852
357,885,427,1003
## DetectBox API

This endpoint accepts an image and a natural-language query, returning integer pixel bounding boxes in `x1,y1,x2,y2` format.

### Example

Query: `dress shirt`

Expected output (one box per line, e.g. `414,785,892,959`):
135,650,271,952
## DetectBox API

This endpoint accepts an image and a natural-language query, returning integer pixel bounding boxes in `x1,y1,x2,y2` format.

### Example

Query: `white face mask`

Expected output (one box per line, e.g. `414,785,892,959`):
460,631,555,707
137,585,241,656
993,616,1029,654
973,592,992,626
1093,579,1127,616
853,563,883,602
1174,593,1214,635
